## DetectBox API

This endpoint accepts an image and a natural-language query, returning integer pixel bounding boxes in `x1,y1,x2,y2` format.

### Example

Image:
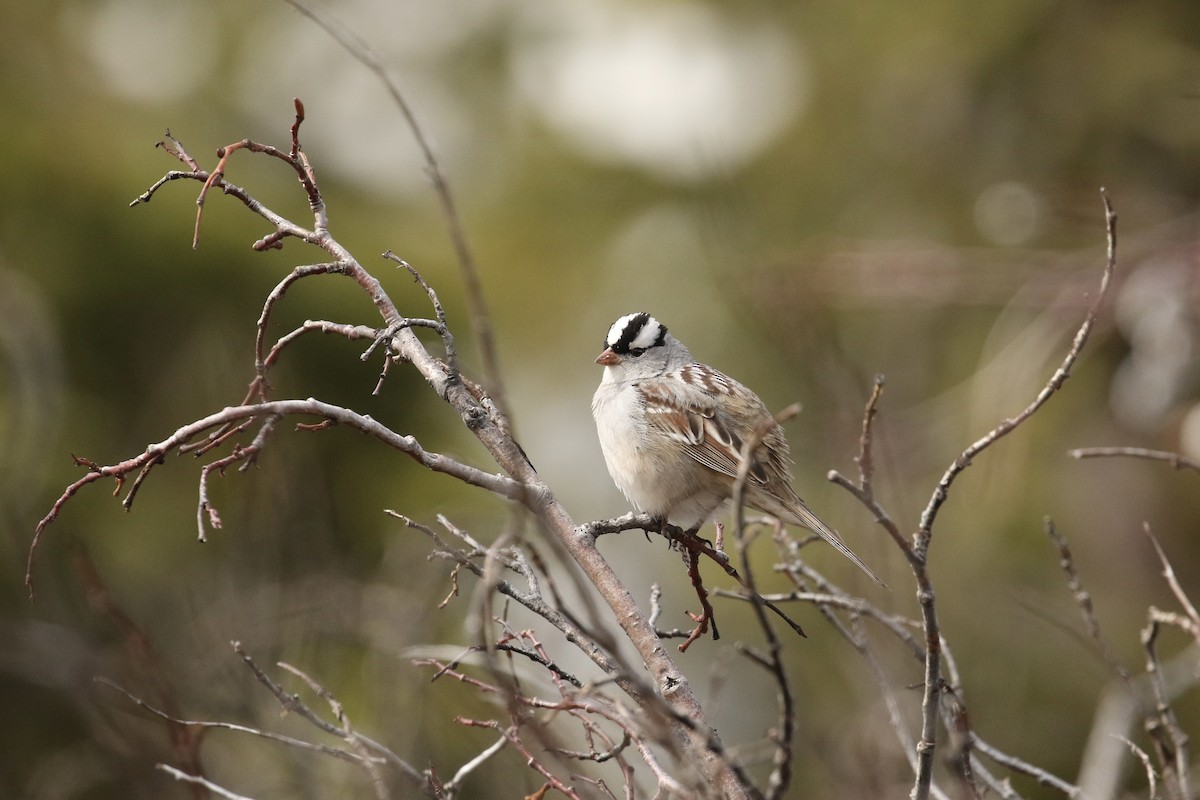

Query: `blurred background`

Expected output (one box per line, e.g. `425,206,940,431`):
2,0,1200,797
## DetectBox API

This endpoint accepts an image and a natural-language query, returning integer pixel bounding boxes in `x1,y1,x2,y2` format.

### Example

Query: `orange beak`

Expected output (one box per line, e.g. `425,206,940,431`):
595,347,621,366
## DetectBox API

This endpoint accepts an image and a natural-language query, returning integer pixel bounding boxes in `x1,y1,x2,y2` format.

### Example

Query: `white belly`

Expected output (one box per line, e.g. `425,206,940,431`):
592,378,725,529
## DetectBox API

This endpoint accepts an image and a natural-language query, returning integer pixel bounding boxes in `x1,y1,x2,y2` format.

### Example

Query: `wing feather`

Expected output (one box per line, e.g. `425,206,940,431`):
638,364,769,484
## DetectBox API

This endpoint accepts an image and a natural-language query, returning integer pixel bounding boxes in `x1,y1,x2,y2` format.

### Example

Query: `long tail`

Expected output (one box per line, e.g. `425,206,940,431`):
786,498,886,587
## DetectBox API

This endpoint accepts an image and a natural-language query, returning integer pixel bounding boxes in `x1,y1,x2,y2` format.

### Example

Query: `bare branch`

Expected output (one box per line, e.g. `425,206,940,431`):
441,735,507,797
971,736,1083,798
828,374,914,560
156,764,257,800
1115,735,1160,800
1068,447,1200,476
908,190,1118,800
233,642,435,795
97,678,372,765
280,0,505,413
1044,517,1132,682
1143,522,1200,639
917,191,1117,545
27,399,524,595
1140,612,1192,800
276,662,389,800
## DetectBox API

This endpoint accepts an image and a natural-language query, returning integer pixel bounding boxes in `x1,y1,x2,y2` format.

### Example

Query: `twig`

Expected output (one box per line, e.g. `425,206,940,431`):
233,642,435,795
918,190,1117,545
97,678,372,765
276,662,389,800
1067,447,1200,476
1115,735,1160,800
907,190,1118,800
456,718,586,800
251,262,353,399
27,398,526,595
441,735,507,797
1044,517,1132,682
192,100,323,249
196,416,280,542
678,547,718,652
280,0,504,414
970,736,1082,797
1140,611,1191,800
1139,523,1198,799
733,522,794,800
827,374,913,559
391,511,626,680
156,764,257,800
1143,522,1200,638
383,252,458,376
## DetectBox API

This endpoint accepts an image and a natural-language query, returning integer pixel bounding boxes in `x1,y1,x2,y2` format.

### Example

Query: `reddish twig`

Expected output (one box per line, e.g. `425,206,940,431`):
678,547,718,652
193,99,323,250
456,718,586,800
196,415,279,542
28,400,525,596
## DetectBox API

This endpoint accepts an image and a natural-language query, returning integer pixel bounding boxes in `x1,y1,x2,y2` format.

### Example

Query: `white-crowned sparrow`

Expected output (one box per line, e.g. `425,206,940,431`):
591,312,881,584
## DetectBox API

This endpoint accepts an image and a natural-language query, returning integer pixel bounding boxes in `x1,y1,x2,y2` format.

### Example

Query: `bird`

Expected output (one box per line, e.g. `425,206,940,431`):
591,311,881,585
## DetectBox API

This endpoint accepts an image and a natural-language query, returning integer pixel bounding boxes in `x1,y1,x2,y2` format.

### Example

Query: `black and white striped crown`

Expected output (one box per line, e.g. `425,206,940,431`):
605,312,667,355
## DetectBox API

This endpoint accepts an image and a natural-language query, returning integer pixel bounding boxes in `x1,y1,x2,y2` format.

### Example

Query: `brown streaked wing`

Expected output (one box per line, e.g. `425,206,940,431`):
639,370,769,485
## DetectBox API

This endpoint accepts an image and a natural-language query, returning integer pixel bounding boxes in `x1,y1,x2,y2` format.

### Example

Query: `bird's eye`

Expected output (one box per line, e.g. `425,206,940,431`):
629,347,646,357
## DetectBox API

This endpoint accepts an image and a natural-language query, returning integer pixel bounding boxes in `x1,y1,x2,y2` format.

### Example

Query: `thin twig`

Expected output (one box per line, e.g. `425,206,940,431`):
196,415,280,542
908,190,1118,800
156,764,257,800
827,374,913,559
917,190,1117,544
281,0,504,413
971,737,1082,797
97,678,372,765
232,642,435,795
441,735,507,797
276,662,389,800
27,398,526,595
733,522,794,800
1143,522,1200,638
1115,735,1160,800
1068,447,1200,476
678,547,718,652
1140,612,1191,800
1044,517,1132,682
